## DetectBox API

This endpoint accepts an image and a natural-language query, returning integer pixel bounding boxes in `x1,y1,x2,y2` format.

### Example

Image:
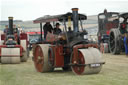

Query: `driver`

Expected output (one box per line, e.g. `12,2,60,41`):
53,23,62,35
43,22,53,39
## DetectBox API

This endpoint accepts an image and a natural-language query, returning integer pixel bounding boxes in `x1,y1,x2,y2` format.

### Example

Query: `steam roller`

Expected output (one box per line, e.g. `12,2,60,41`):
0,17,29,64
32,8,105,75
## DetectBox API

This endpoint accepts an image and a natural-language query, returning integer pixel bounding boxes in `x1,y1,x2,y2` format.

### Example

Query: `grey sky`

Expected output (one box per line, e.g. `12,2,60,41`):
0,0,128,21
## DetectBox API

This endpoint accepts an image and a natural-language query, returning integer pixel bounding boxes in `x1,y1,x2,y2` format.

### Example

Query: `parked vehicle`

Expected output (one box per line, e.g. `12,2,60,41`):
97,10,119,53
109,13,128,54
0,17,29,64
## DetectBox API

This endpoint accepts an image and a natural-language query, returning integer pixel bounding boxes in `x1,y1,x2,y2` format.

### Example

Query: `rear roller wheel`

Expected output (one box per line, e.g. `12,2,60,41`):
71,48,103,75
109,29,121,54
33,44,53,72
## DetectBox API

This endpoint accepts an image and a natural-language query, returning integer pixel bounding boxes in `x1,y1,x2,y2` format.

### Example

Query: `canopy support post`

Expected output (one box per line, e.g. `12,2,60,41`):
40,23,43,42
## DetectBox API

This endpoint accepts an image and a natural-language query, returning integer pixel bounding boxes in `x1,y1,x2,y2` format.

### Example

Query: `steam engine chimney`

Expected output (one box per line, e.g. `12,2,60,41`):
72,8,79,32
8,17,13,35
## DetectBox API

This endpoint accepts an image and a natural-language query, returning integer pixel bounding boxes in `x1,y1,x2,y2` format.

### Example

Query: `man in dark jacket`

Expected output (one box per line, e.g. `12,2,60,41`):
4,25,9,34
43,22,53,39
53,23,62,35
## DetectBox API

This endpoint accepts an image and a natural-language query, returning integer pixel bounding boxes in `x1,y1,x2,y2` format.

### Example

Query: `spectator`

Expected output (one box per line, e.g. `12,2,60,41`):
4,25,9,34
13,25,18,33
124,33,128,56
17,25,23,33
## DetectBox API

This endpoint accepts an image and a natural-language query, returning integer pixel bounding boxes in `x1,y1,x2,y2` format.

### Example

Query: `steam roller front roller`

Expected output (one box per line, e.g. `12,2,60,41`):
1,48,20,64
20,40,28,62
71,47,104,75
20,51,28,62
33,44,53,72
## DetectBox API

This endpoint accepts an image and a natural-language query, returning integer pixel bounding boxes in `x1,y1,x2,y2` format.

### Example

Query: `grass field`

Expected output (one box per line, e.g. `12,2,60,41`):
0,53,128,85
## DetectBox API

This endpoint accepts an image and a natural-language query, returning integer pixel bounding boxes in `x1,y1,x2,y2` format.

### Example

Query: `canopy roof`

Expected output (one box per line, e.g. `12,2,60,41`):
98,12,119,16
33,12,87,23
120,13,128,19
98,12,128,19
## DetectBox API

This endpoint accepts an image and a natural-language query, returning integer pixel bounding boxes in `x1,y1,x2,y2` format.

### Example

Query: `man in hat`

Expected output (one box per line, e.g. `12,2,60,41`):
53,23,62,35
43,22,53,39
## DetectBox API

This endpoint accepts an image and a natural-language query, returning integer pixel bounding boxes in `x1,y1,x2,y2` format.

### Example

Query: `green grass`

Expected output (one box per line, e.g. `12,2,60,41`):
0,53,128,85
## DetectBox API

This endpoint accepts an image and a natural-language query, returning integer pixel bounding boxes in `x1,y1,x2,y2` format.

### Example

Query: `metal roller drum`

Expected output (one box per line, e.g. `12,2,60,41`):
71,47,104,75
21,52,28,62
1,48,20,64
33,44,53,72
20,40,28,62
1,57,20,64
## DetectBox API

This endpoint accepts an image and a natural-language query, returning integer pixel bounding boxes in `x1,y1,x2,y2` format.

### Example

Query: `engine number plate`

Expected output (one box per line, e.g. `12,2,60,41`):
90,64,101,67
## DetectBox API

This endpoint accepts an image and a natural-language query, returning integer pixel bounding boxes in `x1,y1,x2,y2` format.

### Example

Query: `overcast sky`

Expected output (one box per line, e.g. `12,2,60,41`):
0,0,128,21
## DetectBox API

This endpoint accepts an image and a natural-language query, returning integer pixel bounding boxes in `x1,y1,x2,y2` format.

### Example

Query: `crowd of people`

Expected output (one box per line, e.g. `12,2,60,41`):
3,25,23,34
3,22,62,37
